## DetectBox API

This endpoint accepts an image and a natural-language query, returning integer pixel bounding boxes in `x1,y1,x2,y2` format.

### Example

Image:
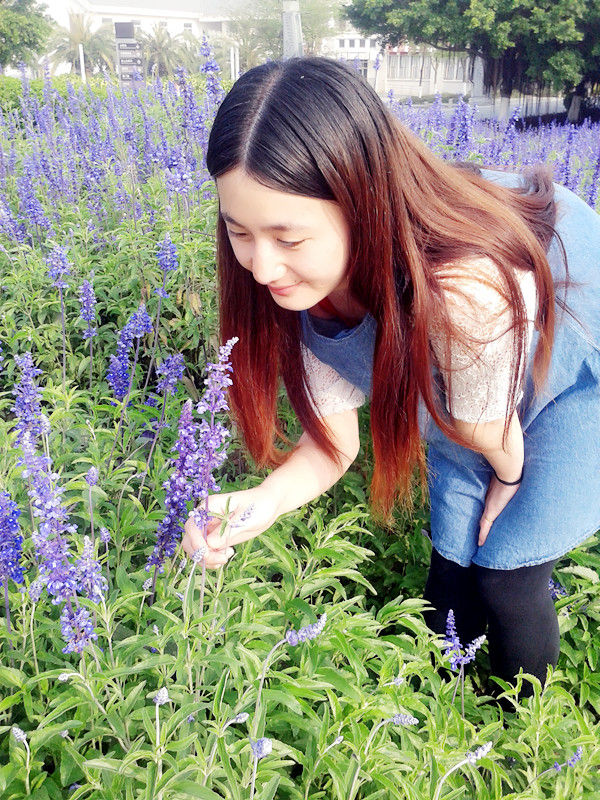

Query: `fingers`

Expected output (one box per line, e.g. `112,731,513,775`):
478,519,492,547
203,546,235,569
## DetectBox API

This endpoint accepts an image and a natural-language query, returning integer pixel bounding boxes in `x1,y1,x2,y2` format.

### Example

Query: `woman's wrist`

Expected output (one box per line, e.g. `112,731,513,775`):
493,466,524,485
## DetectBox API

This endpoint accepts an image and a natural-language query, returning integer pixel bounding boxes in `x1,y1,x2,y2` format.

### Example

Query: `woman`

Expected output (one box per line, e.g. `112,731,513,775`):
182,57,600,700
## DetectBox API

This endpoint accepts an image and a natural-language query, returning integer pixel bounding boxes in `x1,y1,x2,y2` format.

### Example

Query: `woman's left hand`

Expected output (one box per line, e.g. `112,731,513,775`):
478,475,521,547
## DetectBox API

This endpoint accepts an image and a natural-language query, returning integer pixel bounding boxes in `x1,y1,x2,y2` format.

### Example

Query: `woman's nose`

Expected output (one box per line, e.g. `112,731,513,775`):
250,243,286,285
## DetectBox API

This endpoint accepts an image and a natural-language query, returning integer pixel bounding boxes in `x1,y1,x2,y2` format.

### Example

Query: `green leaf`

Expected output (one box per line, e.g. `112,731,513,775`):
166,782,224,799
256,775,280,800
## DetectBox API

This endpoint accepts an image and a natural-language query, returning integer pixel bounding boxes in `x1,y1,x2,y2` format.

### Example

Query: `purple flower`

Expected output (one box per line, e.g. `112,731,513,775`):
0,490,24,588
391,713,418,726
78,274,97,339
106,304,153,400
157,233,178,272
60,603,98,654
250,737,272,760
566,746,583,767
548,578,568,600
99,527,111,544
154,687,169,705
196,337,238,416
465,741,493,765
145,399,200,573
12,352,44,447
285,613,327,646
156,353,185,396
74,536,108,604
443,609,486,670
17,166,52,233
85,466,99,486
155,233,178,299
46,245,71,290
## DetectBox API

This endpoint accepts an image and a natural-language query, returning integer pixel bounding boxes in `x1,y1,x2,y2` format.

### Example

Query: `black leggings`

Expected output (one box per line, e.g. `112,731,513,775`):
423,548,560,697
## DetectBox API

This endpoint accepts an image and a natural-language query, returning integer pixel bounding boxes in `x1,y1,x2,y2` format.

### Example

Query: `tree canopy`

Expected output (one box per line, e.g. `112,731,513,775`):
344,0,600,97
0,0,53,69
49,14,115,76
226,0,342,71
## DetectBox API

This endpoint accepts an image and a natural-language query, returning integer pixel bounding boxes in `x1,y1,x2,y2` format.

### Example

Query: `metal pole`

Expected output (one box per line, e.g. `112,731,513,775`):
78,42,86,83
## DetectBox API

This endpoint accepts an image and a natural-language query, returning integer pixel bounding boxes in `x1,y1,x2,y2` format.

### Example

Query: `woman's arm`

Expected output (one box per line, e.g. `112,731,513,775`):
262,406,361,514
183,406,361,567
452,409,524,483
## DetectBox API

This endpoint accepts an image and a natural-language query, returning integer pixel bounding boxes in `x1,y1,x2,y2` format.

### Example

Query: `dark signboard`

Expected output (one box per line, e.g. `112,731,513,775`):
114,22,135,39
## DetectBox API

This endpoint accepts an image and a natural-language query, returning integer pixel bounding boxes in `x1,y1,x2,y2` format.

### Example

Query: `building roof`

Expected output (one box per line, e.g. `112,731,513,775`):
83,0,235,19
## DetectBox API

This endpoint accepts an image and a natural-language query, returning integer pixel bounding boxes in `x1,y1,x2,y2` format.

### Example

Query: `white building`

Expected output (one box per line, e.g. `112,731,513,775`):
43,0,229,39
323,24,486,101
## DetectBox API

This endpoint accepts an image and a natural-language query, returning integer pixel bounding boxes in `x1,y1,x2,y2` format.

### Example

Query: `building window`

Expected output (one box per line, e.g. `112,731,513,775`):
348,39,355,47
338,39,345,47
359,39,365,47
370,38,377,47
159,20,168,28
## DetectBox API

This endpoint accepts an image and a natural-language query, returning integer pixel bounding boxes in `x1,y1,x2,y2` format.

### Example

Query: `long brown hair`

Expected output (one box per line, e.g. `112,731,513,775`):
206,57,569,524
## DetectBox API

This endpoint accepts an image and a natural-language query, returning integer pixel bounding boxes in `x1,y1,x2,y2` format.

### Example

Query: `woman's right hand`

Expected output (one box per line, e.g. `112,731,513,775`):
182,485,280,569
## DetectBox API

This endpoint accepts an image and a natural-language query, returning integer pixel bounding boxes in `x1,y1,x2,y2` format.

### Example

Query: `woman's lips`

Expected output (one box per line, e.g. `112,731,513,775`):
268,283,301,295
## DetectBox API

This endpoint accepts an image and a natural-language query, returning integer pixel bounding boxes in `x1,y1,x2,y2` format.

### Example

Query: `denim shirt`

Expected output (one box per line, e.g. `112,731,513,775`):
300,169,600,460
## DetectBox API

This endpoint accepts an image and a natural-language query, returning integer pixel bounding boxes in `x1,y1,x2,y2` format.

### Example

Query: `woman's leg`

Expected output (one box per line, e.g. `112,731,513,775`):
423,547,488,645
473,558,560,697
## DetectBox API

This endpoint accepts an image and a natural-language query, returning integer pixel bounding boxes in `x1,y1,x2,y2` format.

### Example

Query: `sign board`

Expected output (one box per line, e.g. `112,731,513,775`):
115,22,144,88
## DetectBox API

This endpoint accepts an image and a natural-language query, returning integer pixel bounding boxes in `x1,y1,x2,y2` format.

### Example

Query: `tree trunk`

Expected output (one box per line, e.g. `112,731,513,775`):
567,94,582,123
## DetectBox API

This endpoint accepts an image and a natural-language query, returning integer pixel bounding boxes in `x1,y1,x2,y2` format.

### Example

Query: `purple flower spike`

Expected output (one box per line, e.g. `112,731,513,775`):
250,737,272,760
75,536,108,604
156,353,185,396
107,304,153,400
286,613,327,647
12,352,44,448
85,467,99,486
567,746,583,767
391,713,418,726
157,233,178,272
196,337,239,416
46,245,71,290
443,609,486,670
60,603,98,654
78,275,97,339
0,490,24,588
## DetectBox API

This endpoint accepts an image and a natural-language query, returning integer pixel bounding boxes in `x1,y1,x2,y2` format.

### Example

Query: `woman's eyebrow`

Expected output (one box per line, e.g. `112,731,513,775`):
220,211,310,232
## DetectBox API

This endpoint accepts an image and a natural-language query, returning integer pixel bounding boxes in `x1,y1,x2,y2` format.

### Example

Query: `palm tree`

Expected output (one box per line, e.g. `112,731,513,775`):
138,26,187,79
49,13,114,76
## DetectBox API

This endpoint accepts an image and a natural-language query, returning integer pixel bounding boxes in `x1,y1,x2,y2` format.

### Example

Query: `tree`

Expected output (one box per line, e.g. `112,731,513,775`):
49,14,115,76
139,26,189,79
0,0,53,69
345,0,600,102
227,0,342,70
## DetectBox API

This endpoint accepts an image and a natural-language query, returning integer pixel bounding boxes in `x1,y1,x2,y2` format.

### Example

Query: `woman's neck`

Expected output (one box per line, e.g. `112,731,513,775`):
309,291,368,326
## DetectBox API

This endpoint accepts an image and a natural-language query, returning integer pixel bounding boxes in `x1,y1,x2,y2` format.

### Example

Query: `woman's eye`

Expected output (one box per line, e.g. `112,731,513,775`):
277,239,305,248
227,230,247,239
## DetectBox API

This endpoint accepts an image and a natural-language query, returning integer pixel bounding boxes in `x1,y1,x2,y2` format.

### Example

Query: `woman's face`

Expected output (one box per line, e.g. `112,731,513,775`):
215,167,351,311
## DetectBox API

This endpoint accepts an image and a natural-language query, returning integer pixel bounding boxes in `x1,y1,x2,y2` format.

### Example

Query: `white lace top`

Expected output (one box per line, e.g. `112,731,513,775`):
302,257,538,423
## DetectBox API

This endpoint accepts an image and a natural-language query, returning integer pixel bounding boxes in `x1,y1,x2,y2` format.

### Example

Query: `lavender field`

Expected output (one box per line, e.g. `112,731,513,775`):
0,59,599,799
